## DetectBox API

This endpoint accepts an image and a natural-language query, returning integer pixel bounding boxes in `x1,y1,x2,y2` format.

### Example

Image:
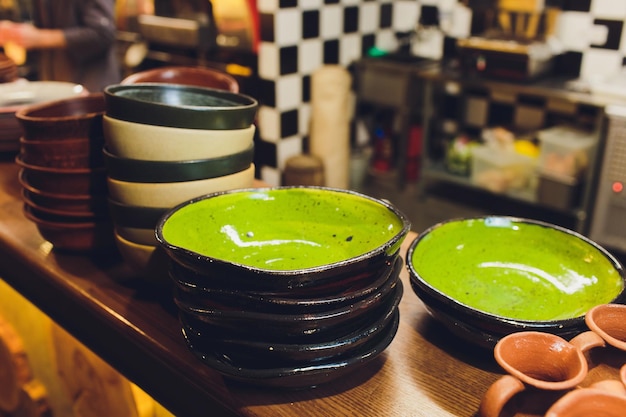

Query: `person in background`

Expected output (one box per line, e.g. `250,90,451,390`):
0,0,120,92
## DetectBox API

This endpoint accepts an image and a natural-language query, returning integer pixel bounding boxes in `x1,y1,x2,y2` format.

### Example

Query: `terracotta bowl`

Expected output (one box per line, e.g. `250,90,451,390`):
156,186,411,293
121,66,239,92
23,194,108,221
104,83,257,130
23,204,115,253
0,80,87,150
16,157,108,196
103,144,254,183
20,185,109,216
406,216,626,348
15,93,105,141
19,136,105,169
102,115,255,161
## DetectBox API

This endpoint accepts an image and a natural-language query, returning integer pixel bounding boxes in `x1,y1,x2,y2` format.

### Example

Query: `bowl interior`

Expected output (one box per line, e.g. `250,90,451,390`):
107,83,251,108
158,187,410,272
408,216,625,323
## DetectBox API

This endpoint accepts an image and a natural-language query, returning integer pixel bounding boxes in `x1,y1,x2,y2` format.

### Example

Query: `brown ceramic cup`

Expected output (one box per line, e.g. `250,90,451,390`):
478,331,590,417
544,364,626,417
479,304,626,417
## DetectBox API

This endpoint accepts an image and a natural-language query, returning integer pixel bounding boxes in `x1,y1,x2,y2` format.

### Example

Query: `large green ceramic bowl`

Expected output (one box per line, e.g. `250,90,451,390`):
407,216,626,348
156,187,411,293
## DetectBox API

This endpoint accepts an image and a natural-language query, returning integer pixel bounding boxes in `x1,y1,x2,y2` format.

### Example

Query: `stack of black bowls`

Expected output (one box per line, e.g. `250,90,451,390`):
156,187,411,389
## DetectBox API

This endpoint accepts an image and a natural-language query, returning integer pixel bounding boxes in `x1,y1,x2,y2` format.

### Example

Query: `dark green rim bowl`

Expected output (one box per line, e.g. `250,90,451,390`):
108,199,169,229
103,144,254,183
104,83,258,130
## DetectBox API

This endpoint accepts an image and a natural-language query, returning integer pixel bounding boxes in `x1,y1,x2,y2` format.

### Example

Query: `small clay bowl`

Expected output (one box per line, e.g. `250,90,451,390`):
23,193,108,221
16,157,108,196
20,178,108,215
156,187,411,293
104,83,257,130
15,93,105,141
121,66,239,92
103,144,254,183
407,216,626,348
23,204,115,252
19,136,105,169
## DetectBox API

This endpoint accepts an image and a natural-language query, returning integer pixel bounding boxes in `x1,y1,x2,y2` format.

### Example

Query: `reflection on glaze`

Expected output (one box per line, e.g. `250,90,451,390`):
411,218,624,321
162,188,406,270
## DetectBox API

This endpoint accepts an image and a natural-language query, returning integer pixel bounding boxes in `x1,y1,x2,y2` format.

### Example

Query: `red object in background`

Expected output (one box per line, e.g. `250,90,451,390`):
372,127,393,172
405,125,422,181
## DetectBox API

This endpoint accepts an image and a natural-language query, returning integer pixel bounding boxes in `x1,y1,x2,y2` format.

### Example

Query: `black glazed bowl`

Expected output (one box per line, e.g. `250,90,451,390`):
156,187,411,294
104,83,258,130
171,256,403,314
103,144,254,183
406,216,626,348
174,277,402,342
180,304,400,389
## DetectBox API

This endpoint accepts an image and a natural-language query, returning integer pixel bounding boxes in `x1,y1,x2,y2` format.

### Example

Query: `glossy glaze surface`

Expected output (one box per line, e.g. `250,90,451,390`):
160,187,408,271
409,217,625,321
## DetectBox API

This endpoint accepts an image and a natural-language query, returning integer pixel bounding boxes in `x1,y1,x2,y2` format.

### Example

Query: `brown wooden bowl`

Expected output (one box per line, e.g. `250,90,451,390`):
19,136,105,169
15,93,105,141
121,66,239,93
20,185,109,216
16,157,108,195
23,204,116,253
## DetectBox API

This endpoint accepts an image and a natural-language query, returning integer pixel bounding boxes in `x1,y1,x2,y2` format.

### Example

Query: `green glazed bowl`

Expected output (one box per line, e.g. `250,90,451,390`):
156,187,411,292
406,216,626,348
104,83,258,130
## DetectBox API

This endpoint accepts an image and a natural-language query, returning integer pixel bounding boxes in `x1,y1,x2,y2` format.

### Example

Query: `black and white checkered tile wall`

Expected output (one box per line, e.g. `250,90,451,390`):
253,0,626,186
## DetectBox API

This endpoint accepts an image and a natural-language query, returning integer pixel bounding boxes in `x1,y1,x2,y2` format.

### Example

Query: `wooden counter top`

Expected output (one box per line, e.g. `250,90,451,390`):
0,156,573,417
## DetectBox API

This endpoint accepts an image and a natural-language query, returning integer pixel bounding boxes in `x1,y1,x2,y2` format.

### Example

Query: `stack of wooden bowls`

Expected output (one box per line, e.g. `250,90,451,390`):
102,83,258,282
15,93,114,252
0,80,86,153
156,187,411,388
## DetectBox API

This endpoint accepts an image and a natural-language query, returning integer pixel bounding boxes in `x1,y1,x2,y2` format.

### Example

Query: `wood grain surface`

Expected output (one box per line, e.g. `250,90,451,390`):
0,156,624,417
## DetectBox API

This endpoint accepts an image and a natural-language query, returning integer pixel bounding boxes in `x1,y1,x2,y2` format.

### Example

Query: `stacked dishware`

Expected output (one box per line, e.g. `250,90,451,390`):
156,187,411,388
15,93,114,252
102,83,258,282
0,80,86,153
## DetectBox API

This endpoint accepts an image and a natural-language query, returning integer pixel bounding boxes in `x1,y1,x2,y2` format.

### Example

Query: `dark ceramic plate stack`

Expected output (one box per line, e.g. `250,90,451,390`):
173,256,403,389
15,93,115,252
156,187,411,389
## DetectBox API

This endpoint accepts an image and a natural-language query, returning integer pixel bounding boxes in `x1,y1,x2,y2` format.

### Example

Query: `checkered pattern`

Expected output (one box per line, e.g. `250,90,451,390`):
254,0,626,185
254,0,405,185
432,82,602,141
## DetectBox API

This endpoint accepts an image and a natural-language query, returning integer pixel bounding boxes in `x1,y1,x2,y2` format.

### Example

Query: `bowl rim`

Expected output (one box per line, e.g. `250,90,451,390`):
14,92,104,122
104,83,258,130
406,215,626,328
120,65,239,93
155,186,412,276
103,143,254,183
